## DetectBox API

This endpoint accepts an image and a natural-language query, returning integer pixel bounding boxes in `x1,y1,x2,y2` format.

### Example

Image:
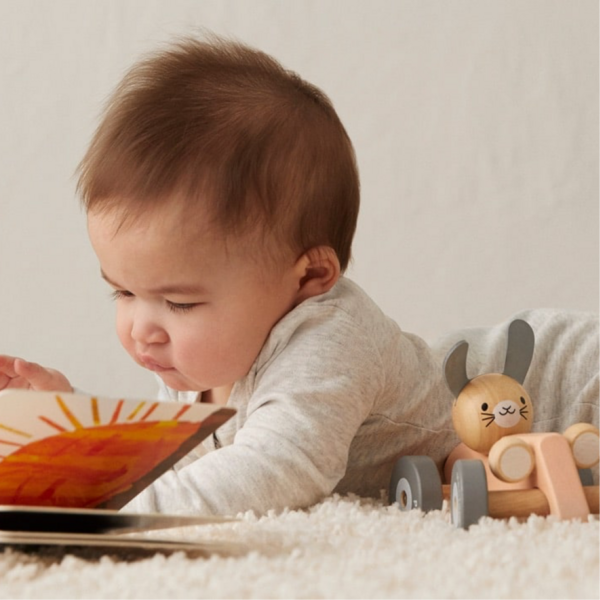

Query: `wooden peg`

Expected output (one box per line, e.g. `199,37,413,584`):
489,436,535,483
563,423,600,469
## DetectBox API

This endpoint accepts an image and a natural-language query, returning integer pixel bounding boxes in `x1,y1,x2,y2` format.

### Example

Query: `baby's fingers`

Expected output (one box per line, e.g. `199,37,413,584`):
14,359,50,386
0,355,19,378
0,371,12,389
13,359,73,393
0,355,24,389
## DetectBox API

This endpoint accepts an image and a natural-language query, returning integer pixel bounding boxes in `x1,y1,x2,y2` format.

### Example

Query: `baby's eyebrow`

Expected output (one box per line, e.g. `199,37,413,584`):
100,270,206,295
149,284,207,295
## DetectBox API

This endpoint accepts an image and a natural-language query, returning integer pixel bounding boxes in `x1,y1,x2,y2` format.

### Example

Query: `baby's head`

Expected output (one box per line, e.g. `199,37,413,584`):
78,37,359,398
78,35,359,271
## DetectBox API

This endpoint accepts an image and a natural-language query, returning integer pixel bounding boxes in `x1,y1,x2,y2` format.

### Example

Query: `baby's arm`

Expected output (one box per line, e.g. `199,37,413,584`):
124,308,381,516
126,386,374,516
0,355,72,392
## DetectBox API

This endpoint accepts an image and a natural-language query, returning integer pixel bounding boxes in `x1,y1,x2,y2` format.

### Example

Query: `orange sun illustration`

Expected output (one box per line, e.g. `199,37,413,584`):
0,393,229,509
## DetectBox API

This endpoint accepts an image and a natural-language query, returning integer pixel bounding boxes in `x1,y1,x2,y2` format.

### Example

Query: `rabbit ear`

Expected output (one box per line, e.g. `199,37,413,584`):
503,319,535,384
444,340,471,398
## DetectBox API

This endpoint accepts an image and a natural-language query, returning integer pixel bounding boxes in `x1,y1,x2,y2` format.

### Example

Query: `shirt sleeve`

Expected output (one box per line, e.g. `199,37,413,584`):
123,307,384,516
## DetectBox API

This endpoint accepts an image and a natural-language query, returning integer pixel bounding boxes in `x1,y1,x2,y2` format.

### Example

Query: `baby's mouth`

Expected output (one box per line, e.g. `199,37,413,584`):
138,356,174,372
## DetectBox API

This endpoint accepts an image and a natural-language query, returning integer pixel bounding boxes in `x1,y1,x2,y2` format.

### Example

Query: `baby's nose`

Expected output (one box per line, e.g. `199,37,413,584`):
131,316,168,345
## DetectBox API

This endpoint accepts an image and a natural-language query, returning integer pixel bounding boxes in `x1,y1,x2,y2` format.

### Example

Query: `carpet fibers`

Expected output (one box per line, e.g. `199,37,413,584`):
0,495,598,599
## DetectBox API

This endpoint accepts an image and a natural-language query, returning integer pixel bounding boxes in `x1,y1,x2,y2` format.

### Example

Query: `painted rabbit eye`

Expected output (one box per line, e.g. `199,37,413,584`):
520,397,526,404
481,403,489,411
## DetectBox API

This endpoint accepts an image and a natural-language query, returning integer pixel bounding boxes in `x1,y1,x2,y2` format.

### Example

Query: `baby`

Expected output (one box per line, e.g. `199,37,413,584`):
0,37,597,516
0,39,600,514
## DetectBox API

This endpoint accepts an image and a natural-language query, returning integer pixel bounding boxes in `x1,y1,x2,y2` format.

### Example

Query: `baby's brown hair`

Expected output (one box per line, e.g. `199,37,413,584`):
77,36,359,270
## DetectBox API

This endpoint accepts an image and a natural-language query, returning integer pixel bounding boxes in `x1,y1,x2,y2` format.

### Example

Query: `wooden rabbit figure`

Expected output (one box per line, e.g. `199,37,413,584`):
389,319,599,528
444,319,599,526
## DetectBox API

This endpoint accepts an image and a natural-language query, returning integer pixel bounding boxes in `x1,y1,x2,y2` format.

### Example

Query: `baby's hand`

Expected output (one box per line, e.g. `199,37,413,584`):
0,355,73,393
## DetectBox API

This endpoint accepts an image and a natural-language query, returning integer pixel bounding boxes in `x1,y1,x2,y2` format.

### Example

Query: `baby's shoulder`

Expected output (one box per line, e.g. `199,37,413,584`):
290,276,397,338
261,277,404,367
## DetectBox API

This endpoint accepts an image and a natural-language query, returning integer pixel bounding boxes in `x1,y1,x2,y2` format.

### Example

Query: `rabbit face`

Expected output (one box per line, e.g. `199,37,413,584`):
452,373,533,454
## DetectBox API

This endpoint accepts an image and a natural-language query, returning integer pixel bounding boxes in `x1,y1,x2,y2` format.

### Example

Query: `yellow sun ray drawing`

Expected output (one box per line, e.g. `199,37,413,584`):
0,390,235,509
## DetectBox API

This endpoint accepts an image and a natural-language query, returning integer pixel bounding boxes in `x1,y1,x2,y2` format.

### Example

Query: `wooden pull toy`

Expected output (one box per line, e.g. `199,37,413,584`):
389,319,600,528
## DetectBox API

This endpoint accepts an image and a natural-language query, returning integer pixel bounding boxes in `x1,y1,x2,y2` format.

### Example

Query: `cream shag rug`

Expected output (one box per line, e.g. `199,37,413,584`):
0,494,598,599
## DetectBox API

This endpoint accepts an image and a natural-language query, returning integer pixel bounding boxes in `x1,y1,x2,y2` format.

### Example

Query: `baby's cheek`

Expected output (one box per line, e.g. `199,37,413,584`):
175,314,259,383
174,333,219,371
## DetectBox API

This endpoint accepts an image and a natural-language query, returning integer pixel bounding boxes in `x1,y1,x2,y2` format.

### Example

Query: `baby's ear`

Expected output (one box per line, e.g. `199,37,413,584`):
294,246,341,305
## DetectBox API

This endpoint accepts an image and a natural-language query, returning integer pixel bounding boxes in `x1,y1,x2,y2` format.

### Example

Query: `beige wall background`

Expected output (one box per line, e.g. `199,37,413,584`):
0,0,597,399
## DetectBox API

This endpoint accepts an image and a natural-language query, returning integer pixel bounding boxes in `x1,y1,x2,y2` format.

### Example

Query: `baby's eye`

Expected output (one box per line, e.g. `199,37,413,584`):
111,290,134,300
167,301,200,313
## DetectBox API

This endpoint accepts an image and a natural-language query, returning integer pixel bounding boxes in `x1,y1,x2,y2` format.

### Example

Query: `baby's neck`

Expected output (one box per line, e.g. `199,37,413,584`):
200,384,233,405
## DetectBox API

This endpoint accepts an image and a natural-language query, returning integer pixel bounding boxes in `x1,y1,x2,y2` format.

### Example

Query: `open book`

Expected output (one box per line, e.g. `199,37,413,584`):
0,390,236,552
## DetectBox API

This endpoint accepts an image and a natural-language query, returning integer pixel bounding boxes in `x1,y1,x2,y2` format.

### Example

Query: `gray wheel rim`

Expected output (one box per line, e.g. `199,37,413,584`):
450,460,489,529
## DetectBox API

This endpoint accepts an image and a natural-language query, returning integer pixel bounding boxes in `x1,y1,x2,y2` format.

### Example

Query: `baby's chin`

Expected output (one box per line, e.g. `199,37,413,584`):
155,370,203,392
